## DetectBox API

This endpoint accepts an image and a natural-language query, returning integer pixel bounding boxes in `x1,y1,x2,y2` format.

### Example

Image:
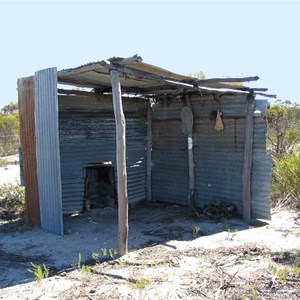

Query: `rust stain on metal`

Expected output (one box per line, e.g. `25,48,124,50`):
18,76,40,225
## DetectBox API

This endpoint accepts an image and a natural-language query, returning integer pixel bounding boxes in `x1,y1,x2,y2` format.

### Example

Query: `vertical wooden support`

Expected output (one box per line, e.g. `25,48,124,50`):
180,96,195,209
242,95,255,221
110,70,128,256
188,133,195,209
187,97,195,209
146,103,152,201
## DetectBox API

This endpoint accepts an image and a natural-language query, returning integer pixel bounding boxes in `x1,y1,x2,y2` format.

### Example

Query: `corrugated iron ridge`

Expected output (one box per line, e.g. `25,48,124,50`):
35,68,64,235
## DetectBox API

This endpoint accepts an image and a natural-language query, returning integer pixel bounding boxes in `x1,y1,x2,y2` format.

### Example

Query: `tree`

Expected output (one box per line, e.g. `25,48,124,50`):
188,71,207,79
1,102,18,114
267,100,300,156
188,71,244,86
0,102,20,156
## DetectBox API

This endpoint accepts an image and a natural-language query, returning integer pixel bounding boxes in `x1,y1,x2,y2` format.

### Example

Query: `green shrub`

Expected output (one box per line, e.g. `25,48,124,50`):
0,182,25,220
27,262,49,283
0,157,9,167
272,147,300,209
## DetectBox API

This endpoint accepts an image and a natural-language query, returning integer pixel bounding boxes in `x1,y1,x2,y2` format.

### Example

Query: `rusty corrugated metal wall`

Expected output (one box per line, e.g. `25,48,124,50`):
152,94,272,219
58,94,148,213
18,76,40,225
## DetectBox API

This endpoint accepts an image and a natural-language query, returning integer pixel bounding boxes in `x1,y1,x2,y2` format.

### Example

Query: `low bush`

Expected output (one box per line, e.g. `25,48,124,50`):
0,182,25,220
272,147,300,210
0,157,9,167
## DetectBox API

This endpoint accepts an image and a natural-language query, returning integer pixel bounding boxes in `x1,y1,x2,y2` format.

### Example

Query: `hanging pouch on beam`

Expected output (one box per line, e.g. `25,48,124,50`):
215,110,224,131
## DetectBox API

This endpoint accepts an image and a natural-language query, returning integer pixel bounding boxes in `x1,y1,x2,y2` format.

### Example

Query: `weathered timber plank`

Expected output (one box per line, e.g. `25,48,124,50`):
110,70,128,256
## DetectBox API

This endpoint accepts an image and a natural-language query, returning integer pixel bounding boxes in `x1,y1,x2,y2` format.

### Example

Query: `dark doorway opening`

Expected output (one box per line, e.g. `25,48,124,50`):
83,162,116,210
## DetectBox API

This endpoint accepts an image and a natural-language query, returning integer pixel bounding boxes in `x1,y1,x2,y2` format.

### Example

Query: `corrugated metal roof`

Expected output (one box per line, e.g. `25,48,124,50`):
57,55,275,98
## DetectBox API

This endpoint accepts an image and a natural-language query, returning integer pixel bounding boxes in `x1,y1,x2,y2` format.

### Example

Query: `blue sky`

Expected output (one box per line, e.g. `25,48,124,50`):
1,0,299,108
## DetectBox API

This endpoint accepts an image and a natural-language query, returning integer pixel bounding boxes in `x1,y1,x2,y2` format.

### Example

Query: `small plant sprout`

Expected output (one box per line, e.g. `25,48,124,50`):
109,248,118,259
116,259,124,267
251,286,257,300
77,253,92,274
92,252,100,263
293,261,300,277
81,264,92,274
27,262,49,283
227,228,238,240
130,277,150,289
78,253,82,269
269,265,288,283
279,249,288,259
192,225,201,236
101,248,107,257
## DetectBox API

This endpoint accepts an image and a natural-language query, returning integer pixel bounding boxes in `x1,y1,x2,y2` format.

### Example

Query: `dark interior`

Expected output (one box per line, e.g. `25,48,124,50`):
83,163,115,209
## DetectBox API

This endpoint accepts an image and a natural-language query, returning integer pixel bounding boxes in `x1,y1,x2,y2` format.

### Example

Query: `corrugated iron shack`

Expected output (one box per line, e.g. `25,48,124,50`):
18,55,273,251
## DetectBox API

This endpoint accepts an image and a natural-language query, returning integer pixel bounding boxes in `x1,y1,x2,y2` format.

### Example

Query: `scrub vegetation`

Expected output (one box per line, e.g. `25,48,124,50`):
267,100,300,211
0,102,20,157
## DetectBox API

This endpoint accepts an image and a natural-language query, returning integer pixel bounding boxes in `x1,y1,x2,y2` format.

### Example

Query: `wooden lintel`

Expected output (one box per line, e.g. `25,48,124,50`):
110,70,128,256
195,76,259,84
254,92,277,99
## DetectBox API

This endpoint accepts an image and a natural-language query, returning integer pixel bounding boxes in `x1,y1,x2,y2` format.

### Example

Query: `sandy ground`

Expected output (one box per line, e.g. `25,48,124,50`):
0,204,299,299
0,154,20,185
0,157,299,299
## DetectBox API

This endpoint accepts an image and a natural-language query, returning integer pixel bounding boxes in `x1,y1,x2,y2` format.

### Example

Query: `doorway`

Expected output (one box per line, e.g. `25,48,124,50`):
83,162,116,210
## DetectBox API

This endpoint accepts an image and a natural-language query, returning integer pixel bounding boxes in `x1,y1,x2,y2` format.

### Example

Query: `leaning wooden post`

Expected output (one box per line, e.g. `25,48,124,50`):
242,94,255,222
110,70,128,256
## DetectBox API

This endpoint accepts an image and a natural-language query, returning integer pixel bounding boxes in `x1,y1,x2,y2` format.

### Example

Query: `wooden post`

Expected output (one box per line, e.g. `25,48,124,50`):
110,70,128,256
146,103,152,201
188,133,195,209
180,96,195,209
242,95,255,222
187,97,195,209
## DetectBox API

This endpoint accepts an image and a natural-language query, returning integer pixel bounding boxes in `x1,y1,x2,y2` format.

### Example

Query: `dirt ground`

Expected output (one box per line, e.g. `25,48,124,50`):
0,156,300,299
0,202,300,300
0,154,20,185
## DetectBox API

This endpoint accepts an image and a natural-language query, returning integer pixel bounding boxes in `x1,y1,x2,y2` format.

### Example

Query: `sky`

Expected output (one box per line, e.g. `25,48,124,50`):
0,0,299,108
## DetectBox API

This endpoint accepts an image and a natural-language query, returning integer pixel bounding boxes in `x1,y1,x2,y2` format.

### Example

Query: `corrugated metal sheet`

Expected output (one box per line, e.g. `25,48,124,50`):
58,95,147,213
193,115,246,213
151,95,272,219
35,68,63,235
152,100,189,204
57,55,272,97
251,153,272,220
251,110,272,219
17,76,40,225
